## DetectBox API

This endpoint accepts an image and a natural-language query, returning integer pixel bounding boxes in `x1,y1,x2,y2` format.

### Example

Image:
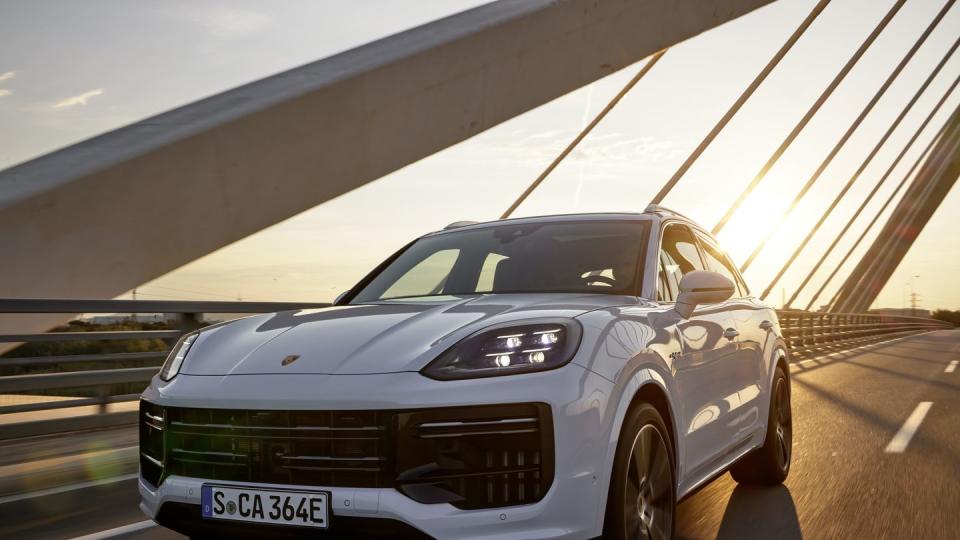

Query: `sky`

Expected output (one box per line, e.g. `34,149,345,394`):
1,0,958,311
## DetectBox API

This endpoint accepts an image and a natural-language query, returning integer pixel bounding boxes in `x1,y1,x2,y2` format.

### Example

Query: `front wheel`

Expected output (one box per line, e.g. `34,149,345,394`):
604,403,675,540
730,364,792,484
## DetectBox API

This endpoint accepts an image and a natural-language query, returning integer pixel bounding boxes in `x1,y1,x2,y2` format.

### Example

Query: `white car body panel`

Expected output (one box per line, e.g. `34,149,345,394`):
142,366,615,539
139,211,786,539
181,294,639,376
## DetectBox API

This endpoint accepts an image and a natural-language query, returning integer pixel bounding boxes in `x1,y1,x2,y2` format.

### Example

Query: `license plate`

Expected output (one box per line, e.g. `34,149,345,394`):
201,484,329,529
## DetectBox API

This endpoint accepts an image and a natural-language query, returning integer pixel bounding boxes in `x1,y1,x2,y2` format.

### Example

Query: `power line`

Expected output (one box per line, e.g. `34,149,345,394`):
711,0,906,235
123,286,264,303
742,0,957,274
649,0,832,205
145,284,244,300
122,291,197,301
789,69,960,308
500,50,667,219
909,291,922,315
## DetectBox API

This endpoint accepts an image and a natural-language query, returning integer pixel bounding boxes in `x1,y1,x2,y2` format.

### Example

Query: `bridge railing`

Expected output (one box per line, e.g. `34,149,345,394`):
0,299,952,439
0,298,329,439
776,310,952,356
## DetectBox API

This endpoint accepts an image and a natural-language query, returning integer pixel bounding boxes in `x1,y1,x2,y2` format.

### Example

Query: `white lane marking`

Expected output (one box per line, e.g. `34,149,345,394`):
946,360,958,373
67,520,155,540
0,473,137,505
884,401,933,453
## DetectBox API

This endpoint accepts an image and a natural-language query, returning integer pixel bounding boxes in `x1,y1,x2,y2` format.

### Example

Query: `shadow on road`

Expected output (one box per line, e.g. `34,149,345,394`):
715,485,801,540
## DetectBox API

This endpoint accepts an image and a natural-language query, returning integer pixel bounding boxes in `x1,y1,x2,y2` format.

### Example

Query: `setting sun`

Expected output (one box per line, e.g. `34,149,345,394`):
714,183,784,266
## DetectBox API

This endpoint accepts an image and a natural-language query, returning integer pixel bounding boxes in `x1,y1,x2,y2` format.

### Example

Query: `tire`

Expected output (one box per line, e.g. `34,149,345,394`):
730,364,792,485
604,402,676,540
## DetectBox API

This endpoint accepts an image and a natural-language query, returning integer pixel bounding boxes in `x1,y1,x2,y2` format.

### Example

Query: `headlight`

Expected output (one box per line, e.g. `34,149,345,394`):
422,319,582,380
159,332,199,381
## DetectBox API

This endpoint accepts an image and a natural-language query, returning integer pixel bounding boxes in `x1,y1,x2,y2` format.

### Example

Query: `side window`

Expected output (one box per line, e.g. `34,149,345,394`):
382,249,460,299
696,234,746,297
658,224,706,302
656,263,669,302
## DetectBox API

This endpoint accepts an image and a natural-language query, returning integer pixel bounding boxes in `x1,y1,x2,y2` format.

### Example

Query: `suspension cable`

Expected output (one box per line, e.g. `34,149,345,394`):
648,0,832,205
500,50,667,219
797,74,960,309
778,49,960,306
711,0,906,235
817,111,955,311
831,105,960,313
741,0,956,273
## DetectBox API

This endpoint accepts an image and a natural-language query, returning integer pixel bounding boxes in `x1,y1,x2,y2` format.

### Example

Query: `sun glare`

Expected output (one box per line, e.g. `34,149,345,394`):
714,187,781,266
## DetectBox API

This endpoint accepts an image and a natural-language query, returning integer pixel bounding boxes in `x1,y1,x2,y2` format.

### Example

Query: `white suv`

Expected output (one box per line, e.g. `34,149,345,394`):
140,206,791,539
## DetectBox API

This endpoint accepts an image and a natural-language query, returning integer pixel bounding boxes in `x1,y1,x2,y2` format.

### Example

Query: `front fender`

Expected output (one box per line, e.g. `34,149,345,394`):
572,307,684,533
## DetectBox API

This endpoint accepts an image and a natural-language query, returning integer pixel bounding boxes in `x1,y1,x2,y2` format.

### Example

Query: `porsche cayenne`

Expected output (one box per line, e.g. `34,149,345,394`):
139,205,791,539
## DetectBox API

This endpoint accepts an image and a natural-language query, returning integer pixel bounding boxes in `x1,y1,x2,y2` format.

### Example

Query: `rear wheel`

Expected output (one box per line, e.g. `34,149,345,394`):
730,365,791,485
604,403,675,540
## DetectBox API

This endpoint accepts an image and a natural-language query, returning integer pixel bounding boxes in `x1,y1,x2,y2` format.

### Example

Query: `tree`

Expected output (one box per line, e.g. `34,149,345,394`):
931,309,960,327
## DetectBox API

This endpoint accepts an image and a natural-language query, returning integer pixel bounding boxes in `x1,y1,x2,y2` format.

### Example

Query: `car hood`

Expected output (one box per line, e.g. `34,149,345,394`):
180,294,638,376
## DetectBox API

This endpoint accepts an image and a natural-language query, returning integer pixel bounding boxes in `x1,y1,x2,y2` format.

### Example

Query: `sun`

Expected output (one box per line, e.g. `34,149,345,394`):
713,186,782,268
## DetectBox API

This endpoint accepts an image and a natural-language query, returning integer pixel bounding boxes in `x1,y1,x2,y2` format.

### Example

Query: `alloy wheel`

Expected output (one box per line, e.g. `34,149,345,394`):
774,377,792,472
623,424,673,539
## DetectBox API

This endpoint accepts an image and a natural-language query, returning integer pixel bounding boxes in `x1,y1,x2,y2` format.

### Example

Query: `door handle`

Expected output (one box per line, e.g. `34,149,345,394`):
759,320,773,331
723,327,740,340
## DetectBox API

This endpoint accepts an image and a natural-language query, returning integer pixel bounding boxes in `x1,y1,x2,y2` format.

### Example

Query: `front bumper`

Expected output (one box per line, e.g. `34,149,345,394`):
140,365,614,539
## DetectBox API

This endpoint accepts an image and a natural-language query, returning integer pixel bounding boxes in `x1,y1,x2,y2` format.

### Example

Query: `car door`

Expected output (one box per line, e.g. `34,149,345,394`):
657,223,743,478
695,232,766,444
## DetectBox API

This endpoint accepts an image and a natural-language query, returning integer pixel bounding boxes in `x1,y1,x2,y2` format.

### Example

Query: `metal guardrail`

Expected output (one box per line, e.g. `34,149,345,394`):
0,330,183,343
0,298,330,439
0,299,952,440
777,310,952,356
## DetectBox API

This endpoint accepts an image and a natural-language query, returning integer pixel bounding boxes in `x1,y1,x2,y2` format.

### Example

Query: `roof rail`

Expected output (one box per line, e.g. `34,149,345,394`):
643,204,695,222
443,220,479,230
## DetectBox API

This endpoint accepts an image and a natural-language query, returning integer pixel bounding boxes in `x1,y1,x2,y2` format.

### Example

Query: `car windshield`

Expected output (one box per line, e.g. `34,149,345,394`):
350,220,650,302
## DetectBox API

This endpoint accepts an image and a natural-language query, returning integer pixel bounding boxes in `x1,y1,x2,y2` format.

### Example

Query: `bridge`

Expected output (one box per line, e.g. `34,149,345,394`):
1,0,958,538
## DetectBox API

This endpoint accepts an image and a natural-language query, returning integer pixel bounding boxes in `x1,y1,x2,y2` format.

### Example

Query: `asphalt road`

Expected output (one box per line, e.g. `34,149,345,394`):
2,329,958,539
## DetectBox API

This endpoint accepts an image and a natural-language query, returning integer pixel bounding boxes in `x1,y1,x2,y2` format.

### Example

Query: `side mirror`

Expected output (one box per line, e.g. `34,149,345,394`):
675,271,735,319
334,291,350,305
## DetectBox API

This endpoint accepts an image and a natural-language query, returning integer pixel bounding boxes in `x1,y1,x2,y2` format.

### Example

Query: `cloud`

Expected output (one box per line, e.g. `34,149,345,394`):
0,89,11,98
0,71,14,82
54,88,104,109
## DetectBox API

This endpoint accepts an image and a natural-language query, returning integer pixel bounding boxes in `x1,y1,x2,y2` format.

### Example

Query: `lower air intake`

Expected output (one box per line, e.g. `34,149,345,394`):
395,403,554,510
139,402,553,510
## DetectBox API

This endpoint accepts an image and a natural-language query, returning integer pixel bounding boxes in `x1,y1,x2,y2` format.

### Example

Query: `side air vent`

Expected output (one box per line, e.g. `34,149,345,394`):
395,403,553,510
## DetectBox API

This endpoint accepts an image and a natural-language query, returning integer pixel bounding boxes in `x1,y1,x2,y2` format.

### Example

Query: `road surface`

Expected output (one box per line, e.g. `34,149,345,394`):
2,330,958,539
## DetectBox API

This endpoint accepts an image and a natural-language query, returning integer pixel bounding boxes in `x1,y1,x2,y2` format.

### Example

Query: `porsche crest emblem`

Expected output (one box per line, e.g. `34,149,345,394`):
281,354,300,366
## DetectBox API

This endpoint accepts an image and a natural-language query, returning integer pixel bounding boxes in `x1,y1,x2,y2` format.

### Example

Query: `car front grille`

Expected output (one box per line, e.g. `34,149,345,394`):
139,401,552,510
165,408,391,489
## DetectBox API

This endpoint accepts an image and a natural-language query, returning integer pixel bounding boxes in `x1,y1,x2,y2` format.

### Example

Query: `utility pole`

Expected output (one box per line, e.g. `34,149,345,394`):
909,274,920,316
